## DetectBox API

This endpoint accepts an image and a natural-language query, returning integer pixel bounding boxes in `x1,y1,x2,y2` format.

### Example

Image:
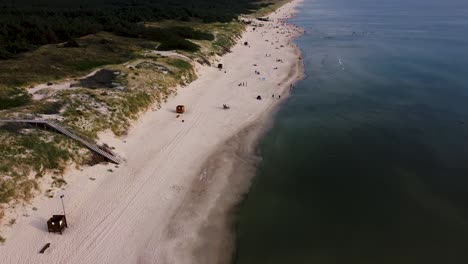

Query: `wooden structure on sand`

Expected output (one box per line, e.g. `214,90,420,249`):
0,119,120,164
47,215,68,235
176,105,186,114
257,17,269,22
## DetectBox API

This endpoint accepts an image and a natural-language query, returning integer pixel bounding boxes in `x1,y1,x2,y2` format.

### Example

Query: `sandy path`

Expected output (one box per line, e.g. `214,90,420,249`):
0,1,304,263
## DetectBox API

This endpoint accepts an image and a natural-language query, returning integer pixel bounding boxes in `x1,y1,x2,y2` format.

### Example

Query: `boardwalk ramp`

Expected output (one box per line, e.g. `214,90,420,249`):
0,119,121,164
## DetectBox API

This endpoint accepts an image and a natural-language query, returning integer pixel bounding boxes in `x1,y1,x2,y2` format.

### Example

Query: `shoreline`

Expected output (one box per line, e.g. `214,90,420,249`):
158,3,306,263
0,0,305,262
161,56,305,264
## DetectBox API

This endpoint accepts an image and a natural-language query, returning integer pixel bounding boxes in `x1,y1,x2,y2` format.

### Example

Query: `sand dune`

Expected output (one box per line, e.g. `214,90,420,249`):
0,1,304,263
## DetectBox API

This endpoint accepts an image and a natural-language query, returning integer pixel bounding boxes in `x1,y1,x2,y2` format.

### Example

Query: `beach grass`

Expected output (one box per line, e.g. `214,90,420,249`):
0,87,31,110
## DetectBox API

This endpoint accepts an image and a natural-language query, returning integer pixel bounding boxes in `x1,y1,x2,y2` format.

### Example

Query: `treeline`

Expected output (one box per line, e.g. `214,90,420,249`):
0,0,271,58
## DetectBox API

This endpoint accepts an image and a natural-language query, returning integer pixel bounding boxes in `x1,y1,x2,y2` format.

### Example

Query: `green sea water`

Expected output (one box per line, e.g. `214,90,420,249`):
234,0,468,263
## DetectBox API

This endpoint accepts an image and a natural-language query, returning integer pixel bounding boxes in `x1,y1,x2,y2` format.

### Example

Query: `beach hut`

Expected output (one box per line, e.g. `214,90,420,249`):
218,63,223,69
47,215,68,235
176,105,186,114
244,41,249,46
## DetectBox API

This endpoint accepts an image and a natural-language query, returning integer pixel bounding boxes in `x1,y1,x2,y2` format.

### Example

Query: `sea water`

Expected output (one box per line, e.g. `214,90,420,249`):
234,0,468,263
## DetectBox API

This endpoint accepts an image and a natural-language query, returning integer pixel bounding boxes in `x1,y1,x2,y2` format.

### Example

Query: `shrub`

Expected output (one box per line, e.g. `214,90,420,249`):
169,59,192,71
63,39,80,48
0,88,31,110
34,101,64,115
169,27,215,41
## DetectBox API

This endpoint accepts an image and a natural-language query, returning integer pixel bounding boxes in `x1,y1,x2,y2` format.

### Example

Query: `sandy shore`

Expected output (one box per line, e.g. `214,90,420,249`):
0,1,304,263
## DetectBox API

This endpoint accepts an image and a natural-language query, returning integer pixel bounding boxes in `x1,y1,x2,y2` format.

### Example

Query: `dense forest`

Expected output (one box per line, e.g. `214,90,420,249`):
0,0,271,58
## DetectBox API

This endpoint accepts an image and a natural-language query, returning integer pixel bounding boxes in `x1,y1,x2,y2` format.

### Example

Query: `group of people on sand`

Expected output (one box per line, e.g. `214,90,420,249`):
238,15,298,104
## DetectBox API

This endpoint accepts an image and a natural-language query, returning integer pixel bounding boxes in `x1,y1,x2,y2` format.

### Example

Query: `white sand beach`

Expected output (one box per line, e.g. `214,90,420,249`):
0,1,304,263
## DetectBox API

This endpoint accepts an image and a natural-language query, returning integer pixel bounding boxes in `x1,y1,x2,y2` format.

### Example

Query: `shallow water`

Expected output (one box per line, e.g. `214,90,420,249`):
234,0,468,263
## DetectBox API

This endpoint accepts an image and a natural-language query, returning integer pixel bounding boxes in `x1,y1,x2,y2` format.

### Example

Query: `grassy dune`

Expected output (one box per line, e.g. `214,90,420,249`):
0,0,289,231
0,21,245,222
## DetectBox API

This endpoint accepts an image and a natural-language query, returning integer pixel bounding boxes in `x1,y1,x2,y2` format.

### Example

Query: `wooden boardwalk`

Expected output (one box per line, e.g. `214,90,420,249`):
0,119,121,164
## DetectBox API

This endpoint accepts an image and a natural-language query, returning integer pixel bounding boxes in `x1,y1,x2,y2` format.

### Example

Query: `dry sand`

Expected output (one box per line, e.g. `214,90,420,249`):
0,1,304,263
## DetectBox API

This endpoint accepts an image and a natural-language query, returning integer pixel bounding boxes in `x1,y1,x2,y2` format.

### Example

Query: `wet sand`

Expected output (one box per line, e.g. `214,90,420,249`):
158,18,306,264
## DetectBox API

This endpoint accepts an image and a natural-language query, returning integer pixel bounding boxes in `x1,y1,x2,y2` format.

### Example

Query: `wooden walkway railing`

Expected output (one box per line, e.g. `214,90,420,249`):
0,119,121,164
